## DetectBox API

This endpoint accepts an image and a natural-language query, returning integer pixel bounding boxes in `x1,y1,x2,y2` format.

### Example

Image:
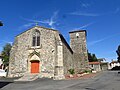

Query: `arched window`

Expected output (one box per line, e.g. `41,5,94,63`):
32,30,40,46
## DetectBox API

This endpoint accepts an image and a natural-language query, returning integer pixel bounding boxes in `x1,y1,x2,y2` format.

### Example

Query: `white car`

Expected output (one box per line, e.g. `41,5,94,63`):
0,69,6,77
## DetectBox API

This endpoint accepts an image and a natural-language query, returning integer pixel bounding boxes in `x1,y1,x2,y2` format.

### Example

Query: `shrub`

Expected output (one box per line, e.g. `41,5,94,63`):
84,70,92,73
84,70,88,73
68,69,75,75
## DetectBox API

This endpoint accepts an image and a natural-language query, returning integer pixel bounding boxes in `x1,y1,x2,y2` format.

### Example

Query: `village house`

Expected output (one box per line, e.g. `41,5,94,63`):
109,60,120,69
89,62,101,72
98,58,109,71
0,54,3,70
8,25,89,80
89,58,109,72
0,53,6,77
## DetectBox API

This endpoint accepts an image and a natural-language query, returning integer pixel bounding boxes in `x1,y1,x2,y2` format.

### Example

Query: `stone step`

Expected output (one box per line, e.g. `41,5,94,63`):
15,74,39,81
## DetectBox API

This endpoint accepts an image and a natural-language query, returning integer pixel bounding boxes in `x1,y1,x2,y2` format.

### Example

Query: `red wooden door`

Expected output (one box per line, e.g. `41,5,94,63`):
31,61,39,73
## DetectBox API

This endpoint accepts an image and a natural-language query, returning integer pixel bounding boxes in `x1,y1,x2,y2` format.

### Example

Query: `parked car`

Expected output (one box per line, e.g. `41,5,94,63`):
0,69,6,77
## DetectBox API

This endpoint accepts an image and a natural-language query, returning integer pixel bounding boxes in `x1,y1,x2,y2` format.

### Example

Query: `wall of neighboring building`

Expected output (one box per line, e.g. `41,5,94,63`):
89,64,101,71
0,57,2,65
101,63,108,70
94,64,101,71
111,63,120,67
109,62,120,69
0,57,3,69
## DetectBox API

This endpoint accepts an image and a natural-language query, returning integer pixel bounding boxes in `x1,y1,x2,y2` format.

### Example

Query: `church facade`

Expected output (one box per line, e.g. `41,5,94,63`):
8,26,88,80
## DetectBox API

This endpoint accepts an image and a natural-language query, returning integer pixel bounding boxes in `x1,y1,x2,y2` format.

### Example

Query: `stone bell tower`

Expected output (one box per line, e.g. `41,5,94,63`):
69,30,87,54
69,30,89,69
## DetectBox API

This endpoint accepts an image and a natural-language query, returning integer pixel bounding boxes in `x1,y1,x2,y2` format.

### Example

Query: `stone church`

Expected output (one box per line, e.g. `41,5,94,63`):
8,25,88,80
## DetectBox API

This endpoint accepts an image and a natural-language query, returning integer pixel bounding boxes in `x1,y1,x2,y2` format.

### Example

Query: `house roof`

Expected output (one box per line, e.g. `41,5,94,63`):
98,58,106,61
111,61,119,64
89,62,101,65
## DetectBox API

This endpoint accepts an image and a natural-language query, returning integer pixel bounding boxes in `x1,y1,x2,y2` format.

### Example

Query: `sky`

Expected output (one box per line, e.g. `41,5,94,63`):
0,0,120,62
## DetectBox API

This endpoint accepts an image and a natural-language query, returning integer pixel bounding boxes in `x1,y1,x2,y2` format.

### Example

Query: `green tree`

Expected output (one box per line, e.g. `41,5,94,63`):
1,43,12,69
92,54,98,62
116,45,120,63
88,51,98,62
88,53,93,62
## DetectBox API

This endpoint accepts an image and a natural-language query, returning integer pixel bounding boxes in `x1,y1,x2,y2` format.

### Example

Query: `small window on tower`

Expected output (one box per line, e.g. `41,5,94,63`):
76,33,79,38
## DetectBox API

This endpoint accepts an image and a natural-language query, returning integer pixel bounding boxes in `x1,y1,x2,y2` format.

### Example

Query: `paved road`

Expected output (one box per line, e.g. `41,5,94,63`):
0,71,120,90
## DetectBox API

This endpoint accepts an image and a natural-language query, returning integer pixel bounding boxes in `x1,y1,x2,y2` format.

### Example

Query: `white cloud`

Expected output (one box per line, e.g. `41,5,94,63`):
71,22,94,31
81,3,90,8
2,40,13,45
43,11,58,29
70,7,120,17
79,1,90,8
88,34,119,46
88,38,106,46
40,11,58,29
70,11,100,16
7,42,13,45
18,23,35,31
19,11,58,29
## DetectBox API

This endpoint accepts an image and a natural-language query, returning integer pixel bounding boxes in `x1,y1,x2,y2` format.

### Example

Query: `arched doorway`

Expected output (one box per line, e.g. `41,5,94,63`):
31,61,40,73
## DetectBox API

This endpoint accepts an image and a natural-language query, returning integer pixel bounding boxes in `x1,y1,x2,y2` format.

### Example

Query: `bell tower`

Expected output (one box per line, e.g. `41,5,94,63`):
69,30,87,54
69,30,88,68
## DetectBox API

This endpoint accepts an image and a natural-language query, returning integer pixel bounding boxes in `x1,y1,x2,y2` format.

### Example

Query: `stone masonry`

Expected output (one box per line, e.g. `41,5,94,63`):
8,26,89,80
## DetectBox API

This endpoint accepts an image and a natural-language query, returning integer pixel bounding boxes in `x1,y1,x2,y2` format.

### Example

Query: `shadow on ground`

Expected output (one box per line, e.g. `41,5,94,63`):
0,82,13,88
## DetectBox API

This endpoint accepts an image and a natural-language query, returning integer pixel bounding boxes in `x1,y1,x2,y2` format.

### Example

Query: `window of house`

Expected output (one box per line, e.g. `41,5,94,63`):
32,30,40,46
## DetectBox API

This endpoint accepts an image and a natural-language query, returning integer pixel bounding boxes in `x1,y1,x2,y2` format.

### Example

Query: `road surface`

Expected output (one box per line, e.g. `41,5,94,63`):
0,71,120,90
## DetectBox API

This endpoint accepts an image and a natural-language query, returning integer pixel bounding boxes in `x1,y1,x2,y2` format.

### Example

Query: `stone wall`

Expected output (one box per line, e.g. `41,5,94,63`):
53,32,66,80
8,26,89,80
8,30,31,77
59,34,73,75
73,53,89,73
69,30,87,54
8,26,57,78
69,30,89,73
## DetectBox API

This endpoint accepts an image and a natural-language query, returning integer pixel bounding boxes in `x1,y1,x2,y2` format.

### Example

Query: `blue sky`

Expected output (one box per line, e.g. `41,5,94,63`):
0,0,120,62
